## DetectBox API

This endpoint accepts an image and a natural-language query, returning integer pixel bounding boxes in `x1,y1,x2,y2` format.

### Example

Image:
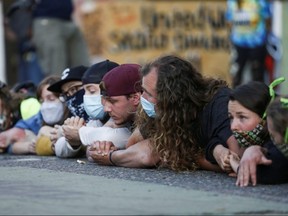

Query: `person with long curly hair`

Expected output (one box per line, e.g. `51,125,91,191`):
88,55,240,172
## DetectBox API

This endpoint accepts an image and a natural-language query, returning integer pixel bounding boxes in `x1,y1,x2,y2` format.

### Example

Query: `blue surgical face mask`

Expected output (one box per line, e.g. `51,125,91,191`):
83,94,105,120
140,96,156,118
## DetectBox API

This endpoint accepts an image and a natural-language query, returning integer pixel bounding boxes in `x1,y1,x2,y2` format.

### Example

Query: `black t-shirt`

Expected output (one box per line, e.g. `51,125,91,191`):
198,87,233,164
257,141,288,184
139,87,233,164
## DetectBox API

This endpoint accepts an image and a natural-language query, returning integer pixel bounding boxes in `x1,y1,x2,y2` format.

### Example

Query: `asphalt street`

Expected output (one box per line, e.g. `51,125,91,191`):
0,154,288,215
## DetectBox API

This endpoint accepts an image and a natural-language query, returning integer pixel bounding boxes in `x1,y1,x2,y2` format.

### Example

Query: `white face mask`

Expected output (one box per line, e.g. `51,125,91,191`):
83,95,105,120
40,101,64,125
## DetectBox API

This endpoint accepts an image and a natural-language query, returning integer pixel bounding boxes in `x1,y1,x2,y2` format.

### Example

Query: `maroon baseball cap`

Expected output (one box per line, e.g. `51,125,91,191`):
101,64,142,97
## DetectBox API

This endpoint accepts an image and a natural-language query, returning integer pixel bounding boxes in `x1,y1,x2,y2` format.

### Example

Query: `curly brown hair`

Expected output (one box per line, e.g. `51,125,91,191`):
137,55,228,171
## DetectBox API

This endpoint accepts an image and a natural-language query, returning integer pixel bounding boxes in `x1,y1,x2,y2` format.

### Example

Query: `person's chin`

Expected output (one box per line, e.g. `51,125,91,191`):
113,119,124,126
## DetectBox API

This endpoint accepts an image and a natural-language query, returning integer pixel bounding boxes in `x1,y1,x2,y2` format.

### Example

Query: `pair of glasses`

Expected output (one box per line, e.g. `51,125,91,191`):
60,85,83,102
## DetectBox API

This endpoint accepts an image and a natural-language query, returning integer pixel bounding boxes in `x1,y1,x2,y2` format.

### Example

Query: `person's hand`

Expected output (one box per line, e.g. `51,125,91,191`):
64,116,85,127
0,132,10,150
228,151,241,177
50,125,63,144
0,128,25,150
86,141,117,165
62,125,81,147
10,139,36,154
37,125,54,138
236,145,272,187
28,140,36,154
213,145,233,173
62,117,85,148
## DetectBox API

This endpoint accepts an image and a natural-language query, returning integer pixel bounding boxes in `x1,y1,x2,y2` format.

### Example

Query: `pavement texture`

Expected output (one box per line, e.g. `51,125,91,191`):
0,154,288,215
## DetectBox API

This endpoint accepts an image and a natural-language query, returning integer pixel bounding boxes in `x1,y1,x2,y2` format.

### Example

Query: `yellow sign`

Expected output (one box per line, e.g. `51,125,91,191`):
79,0,230,82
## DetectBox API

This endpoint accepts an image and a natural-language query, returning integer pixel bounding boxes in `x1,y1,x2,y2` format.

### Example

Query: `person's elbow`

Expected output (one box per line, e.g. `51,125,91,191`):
136,148,159,168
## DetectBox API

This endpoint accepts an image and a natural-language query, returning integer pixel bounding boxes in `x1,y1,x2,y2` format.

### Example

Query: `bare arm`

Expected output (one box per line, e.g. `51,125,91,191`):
87,139,160,168
111,139,160,168
226,135,245,157
87,126,158,168
9,130,37,154
126,127,144,148
0,127,26,149
196,154,222,172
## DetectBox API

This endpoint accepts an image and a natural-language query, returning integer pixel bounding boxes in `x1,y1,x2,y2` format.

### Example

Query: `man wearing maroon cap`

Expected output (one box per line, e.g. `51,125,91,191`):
87,55,239,173
100,64,142,126
55,60,139,158
84,64,142,161
48,61,141,158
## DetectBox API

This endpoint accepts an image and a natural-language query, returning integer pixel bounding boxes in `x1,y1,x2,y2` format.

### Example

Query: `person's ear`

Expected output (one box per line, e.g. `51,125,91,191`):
130,92,141,105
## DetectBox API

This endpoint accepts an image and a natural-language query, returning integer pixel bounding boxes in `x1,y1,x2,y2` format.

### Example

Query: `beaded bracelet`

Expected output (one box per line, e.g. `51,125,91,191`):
109,150,117,166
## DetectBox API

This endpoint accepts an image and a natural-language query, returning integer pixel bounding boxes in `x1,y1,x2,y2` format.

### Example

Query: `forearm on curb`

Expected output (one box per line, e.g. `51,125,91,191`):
111,140,160,168
213,144,226,160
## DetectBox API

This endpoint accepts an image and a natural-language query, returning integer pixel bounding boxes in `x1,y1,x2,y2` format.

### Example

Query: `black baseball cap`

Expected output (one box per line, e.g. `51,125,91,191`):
82,60,119,85
48,65,88,93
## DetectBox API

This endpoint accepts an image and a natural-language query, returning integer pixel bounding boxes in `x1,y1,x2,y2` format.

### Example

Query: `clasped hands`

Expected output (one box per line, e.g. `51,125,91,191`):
50,116,85,148
86,140,118,166
214,145,273,187
213,145,240,175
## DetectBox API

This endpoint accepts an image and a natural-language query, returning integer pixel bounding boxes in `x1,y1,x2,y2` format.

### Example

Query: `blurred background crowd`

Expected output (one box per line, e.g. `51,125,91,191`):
0,0,286,93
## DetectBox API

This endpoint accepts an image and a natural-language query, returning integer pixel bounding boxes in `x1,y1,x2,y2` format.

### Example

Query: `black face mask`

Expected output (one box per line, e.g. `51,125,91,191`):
65,89,90,122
